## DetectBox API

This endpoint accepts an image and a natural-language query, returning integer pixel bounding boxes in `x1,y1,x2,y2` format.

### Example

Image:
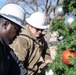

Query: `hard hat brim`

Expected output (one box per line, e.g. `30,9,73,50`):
26,18,49,29
0,13,24,28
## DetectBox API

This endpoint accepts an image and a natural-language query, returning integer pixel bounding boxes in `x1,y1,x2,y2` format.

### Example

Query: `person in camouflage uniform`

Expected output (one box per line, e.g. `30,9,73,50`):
10,12,52,75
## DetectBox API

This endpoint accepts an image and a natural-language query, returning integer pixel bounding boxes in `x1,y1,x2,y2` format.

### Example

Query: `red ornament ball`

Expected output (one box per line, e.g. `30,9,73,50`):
62,49,76,65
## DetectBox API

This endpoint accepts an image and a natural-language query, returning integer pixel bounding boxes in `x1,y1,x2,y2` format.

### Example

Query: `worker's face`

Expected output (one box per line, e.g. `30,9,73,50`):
2,20,21,44
29,25,44,37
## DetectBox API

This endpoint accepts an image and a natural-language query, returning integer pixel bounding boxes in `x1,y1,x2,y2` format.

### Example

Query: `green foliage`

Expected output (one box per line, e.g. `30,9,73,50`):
50,18,69,37
63,0,70,13
63,0,76,14
46,0,76,75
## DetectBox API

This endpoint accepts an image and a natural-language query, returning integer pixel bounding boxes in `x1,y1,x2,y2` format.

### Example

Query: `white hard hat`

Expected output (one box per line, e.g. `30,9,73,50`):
0,3,25,28
26,12,49,29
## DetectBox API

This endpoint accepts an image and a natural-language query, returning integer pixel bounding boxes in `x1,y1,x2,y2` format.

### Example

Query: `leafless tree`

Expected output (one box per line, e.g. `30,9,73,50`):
6,0,64,43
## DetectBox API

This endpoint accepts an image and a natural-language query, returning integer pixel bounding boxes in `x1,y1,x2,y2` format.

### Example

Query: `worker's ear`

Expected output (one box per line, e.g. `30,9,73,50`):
2,20,9,29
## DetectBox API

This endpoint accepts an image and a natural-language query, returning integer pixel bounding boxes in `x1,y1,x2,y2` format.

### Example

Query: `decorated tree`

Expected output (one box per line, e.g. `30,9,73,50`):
46,0,76,75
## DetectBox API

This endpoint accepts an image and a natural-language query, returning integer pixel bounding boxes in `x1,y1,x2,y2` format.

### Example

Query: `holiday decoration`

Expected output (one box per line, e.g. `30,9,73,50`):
64,16,75,27
57,36,65,41
62,49,76,65
45,69,54,75
55,5,64,16
46,0,76,75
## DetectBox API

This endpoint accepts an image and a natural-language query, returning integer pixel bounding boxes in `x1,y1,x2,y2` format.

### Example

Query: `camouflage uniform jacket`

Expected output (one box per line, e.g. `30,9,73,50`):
10,25,51,75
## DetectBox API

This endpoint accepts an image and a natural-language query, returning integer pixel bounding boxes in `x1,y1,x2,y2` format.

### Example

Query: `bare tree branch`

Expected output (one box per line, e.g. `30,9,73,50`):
25,1,35,12
5,0,64,43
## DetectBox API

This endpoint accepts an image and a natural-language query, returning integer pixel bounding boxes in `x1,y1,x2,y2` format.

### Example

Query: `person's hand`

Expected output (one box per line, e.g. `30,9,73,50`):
45,59,53,65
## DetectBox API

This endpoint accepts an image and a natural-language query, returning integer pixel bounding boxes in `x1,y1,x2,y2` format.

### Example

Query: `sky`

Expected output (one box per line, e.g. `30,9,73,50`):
0,0,58,18
0,0,58,8
0,0,6,8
